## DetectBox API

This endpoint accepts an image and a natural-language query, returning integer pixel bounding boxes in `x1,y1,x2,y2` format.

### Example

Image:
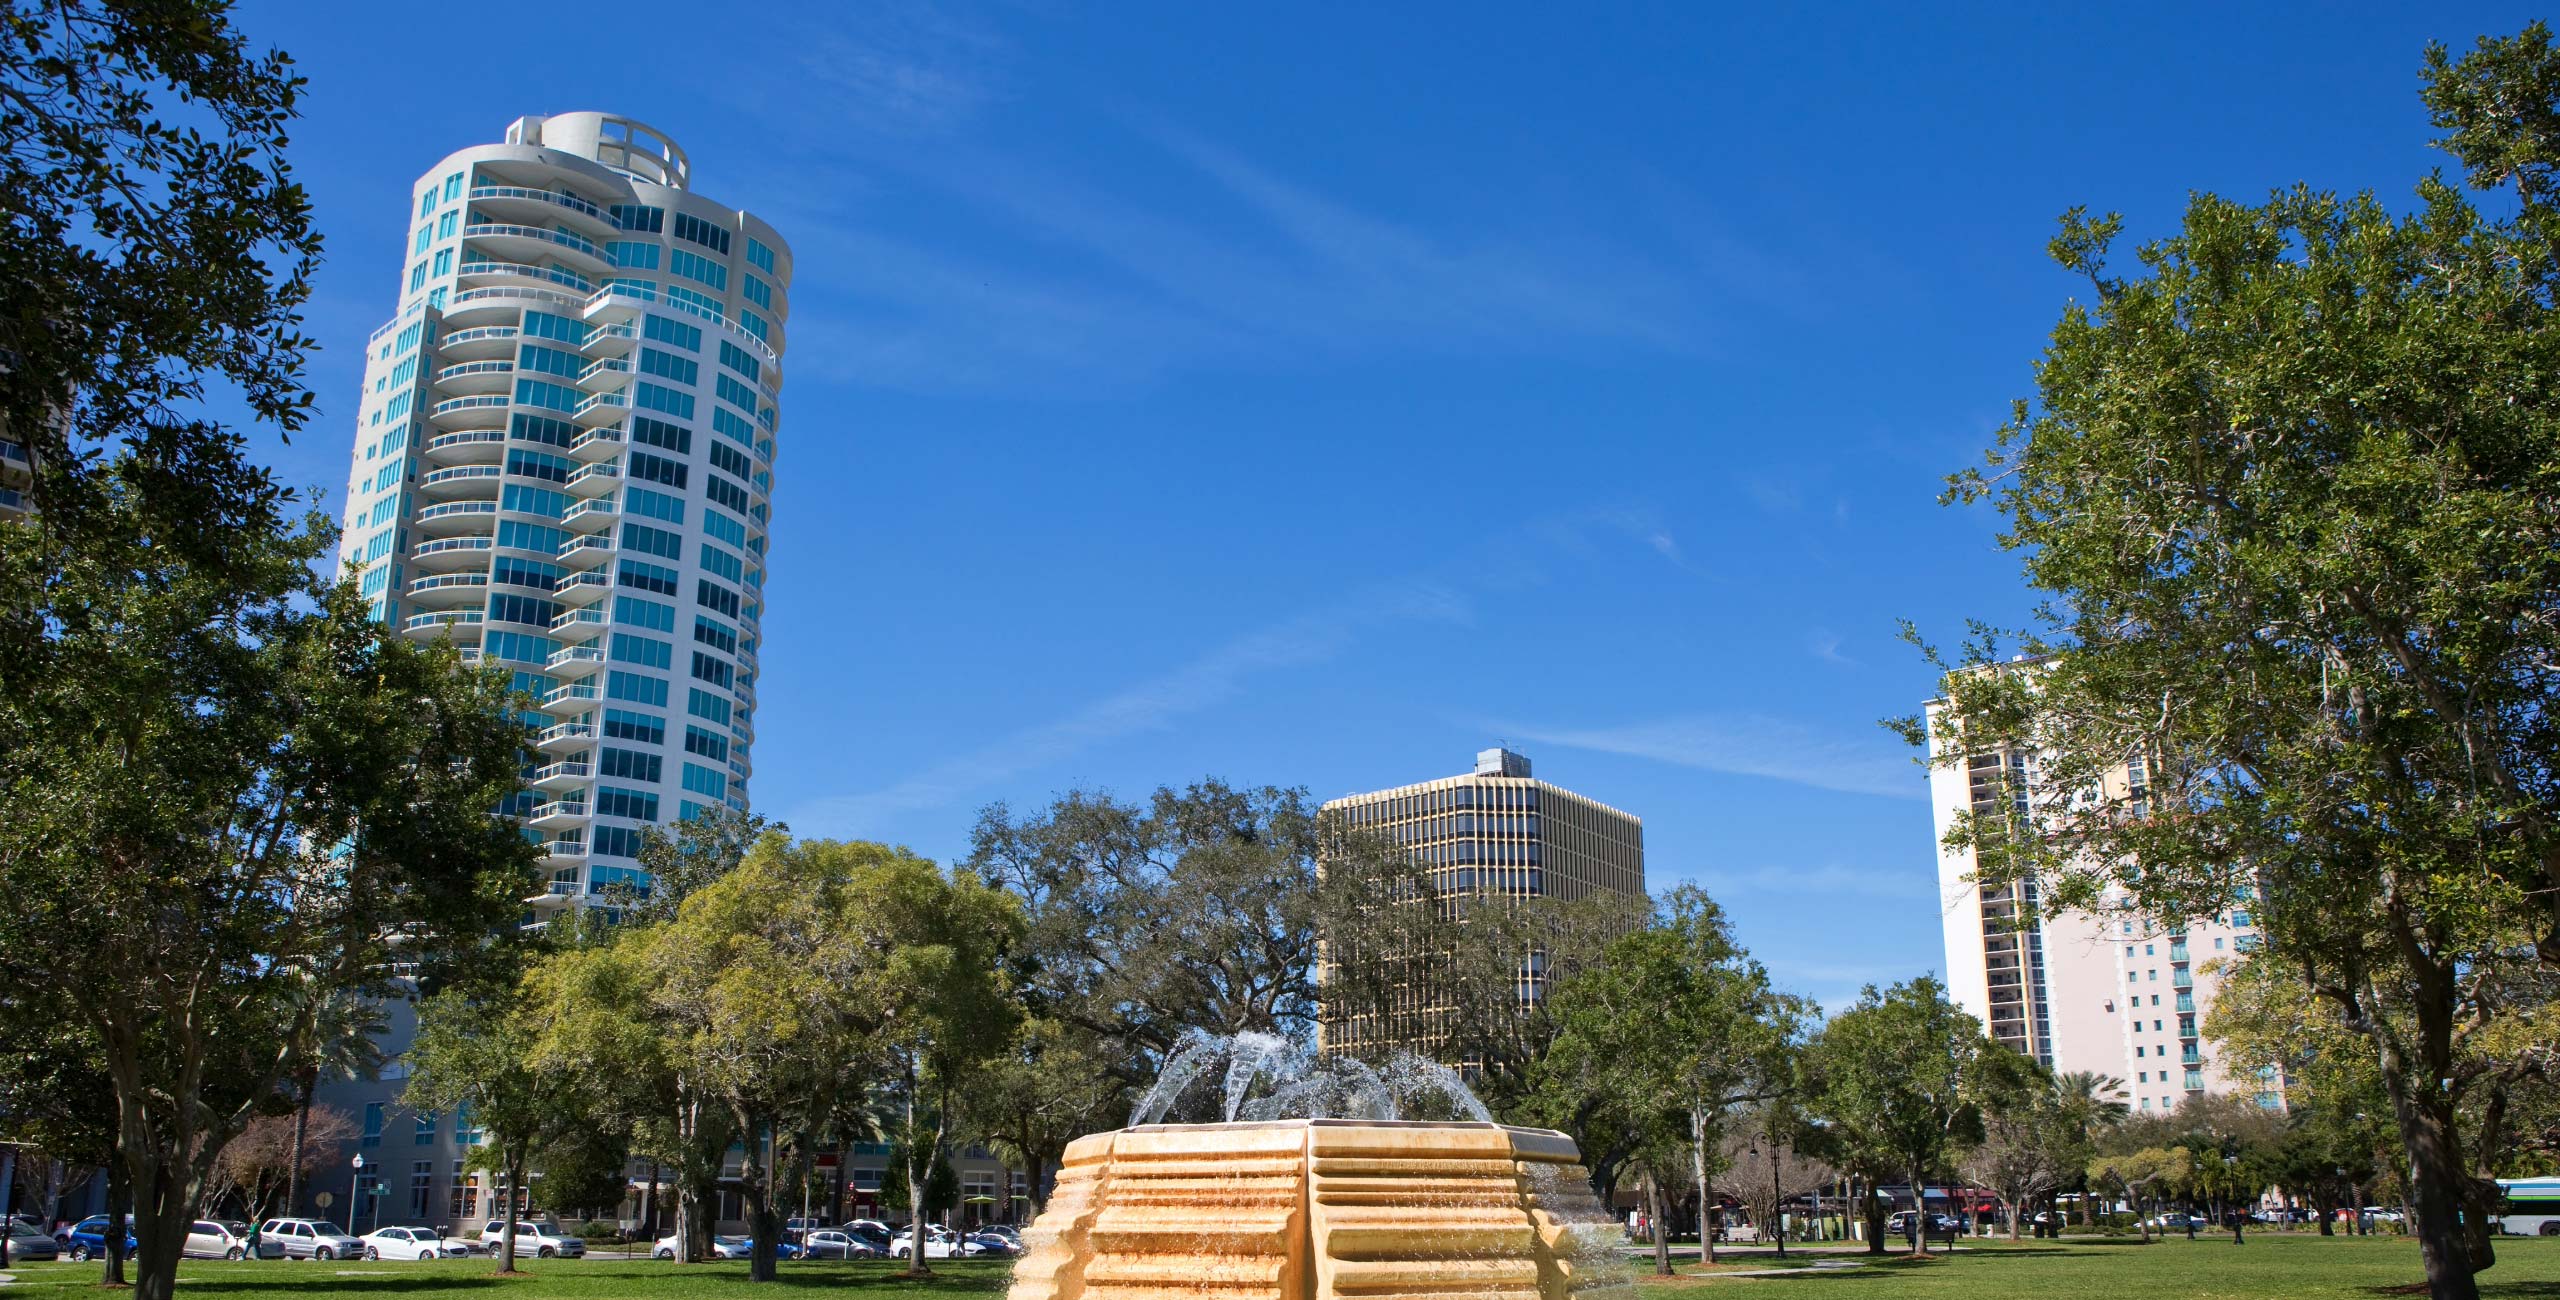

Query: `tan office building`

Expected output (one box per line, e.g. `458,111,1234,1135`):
1317,748,1644,1058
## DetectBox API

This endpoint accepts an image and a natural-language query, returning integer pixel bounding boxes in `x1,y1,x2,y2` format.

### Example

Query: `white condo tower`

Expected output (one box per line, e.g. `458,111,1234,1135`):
336,113,788,918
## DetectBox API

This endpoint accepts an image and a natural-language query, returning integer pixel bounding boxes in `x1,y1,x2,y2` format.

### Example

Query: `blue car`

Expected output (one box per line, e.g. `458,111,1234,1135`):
60,1215,139,1261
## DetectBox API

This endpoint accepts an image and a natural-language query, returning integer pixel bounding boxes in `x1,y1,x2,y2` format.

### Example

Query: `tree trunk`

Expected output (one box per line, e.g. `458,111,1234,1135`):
2006,1195,2022,1242
1687,1109,1714,1266
496,1153,521,1274
128,1152,199,1300
1644,1171,1670,1276
1907,1165,1928,1258
834,1148,849,1226
903,1059,932,1278
745,1122,781,1284
103,1158,129,1287
283,1067,315,1218
2384,1078,2487,1300
639,1160,656,1241
1859,1179,1886,1255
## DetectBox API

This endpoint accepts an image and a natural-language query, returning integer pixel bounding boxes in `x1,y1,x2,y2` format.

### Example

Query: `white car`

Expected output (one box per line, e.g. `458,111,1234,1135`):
184,1219,284,1260
890,1225,983,1259
479,1220,587,1258
655,1233,757,1260
257,1217,367,1260
360,1226,482,1260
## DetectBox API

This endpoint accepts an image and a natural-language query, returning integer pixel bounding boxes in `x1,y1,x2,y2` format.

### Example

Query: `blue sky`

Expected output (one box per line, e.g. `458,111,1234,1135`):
252,0,2542,1011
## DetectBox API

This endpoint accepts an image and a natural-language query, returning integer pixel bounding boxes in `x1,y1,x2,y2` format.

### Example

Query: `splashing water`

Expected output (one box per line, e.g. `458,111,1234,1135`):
1128,1029,1495,1126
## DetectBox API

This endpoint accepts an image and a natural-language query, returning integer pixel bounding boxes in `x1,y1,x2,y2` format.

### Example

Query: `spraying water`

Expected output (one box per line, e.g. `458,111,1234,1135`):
1128,1029,1494,1126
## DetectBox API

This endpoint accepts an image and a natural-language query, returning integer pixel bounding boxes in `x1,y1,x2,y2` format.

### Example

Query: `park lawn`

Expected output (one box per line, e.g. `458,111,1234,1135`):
1632,1233,2560,1296
0,1255,1015,1296
6,1238,2560,1298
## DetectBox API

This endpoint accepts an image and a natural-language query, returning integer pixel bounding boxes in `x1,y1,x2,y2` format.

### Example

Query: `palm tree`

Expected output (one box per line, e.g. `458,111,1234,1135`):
282,989,388,1218
2050,1072,2128,1226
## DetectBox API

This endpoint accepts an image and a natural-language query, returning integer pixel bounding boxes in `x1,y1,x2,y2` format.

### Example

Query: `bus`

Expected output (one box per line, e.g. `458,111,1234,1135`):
2496,1177,2560,1236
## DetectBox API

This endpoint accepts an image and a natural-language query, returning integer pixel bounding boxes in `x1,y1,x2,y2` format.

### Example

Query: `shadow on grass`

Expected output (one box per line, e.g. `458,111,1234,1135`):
107,1263,1014,1296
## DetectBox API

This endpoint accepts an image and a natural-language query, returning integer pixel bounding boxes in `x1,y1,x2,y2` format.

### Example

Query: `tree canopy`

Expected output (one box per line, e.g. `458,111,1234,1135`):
1903,23,2560,1300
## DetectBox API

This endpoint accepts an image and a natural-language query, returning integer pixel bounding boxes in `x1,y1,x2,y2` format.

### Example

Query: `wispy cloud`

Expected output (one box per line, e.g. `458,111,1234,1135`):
1495,713,1924,800
791,504,1696,834
736,91,1736,393
772,3,1006,137
789,580,1473,835
1808,633,1856,667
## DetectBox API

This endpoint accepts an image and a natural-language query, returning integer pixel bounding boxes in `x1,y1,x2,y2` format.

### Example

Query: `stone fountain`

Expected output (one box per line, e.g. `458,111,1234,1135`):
1008,1033,1631,1300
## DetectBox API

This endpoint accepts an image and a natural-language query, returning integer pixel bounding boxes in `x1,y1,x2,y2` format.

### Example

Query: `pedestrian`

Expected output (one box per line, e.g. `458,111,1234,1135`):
2228,1210,2245,1245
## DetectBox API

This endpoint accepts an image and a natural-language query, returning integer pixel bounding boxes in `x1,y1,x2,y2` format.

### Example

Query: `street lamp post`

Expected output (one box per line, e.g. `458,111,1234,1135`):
350,1156,367,1236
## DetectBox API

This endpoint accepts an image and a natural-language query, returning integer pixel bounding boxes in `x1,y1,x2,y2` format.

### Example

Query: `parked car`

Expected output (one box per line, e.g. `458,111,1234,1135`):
782,1216,831,1244
62,1215,141,1261
4,1224,62,1262
2143,1212,2210,1231
185,1219,284,1260
891,1224,983,1259
480,1220,587,1259
713,1235,799,1260
967,1232,1022,1258
1884,1211,1962,1238
257,1218,366,1261
653,1234,798,1261
802,1229,882,1259
360,1226,481,1260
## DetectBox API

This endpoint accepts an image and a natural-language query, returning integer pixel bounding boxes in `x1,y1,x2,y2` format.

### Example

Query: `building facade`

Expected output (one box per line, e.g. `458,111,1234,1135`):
1925,695,2282,1114
1317,748,1645,1059
332,112,784,919
0,432,28,519
301,112,835,1235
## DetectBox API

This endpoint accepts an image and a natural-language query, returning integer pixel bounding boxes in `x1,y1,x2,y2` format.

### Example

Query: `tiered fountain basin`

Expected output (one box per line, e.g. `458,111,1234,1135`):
1009,1119,1631,1300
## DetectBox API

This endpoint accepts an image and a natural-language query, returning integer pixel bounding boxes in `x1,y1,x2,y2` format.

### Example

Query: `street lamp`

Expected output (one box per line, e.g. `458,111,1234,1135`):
350,1155,367,1235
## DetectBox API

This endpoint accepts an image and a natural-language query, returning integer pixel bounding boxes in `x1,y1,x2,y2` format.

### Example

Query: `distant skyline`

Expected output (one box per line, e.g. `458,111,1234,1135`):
250,0,2546,1011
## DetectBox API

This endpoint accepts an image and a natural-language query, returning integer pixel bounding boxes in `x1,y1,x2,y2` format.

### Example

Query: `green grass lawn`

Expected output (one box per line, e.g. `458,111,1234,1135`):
5,1237,2559,1297
0,1255,1015,1295
1633,1234,2560,1296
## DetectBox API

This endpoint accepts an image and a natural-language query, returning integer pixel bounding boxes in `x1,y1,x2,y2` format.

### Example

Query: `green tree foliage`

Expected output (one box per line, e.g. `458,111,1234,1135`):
1957,1068,2093,1242
1902,25,2560,1299
522,936,731,1264
527,1125,634,1221
0,501,535,1300
968,782,1322,1070
0,0,320,550
409,987,589,1273
956,1018,1127,1216
1804,977,2026,1258
2087,1146,2193,1242
526,836,1017,1283
0,10,463,1299
1528,886,1808,1273
610,805,782,926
